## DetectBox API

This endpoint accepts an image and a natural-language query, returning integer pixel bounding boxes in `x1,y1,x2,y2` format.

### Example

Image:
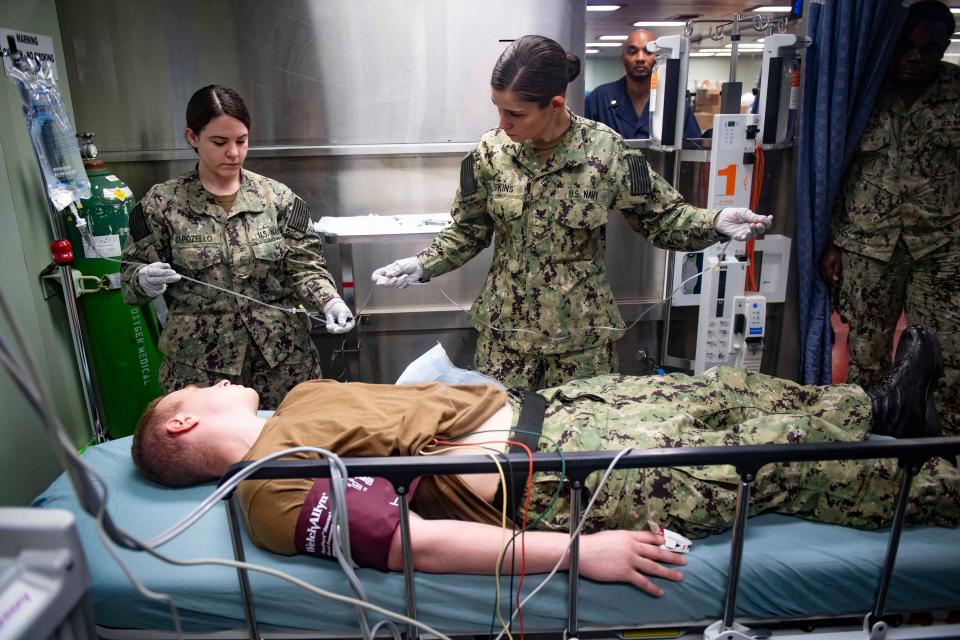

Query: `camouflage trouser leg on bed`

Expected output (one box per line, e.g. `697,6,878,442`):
524,368,960,538
839,239,960,436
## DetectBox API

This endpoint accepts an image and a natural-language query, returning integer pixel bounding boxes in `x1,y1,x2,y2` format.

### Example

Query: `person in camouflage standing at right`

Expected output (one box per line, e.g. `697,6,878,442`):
821,1,960,435
372,35,772,390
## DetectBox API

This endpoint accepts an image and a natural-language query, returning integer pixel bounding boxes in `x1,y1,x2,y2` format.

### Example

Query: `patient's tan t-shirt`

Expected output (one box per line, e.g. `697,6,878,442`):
237,380,507,555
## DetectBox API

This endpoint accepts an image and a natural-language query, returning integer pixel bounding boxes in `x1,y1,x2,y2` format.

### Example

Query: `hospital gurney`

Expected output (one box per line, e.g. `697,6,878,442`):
32,433,960,639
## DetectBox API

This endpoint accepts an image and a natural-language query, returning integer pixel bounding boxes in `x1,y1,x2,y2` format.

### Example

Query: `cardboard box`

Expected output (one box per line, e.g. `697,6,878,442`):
694,112,715,133
695,88,722,110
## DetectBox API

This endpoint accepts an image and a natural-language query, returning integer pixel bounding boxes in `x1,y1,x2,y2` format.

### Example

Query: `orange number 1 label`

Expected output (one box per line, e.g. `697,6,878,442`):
717,164,737,197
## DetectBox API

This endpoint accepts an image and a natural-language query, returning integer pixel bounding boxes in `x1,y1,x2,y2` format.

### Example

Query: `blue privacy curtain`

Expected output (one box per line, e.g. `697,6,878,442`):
795,0,907,384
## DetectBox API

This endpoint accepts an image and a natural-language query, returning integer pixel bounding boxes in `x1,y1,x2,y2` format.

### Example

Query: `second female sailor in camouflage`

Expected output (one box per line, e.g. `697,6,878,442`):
374,36,771,389
121,86,349,407
420,112,719,386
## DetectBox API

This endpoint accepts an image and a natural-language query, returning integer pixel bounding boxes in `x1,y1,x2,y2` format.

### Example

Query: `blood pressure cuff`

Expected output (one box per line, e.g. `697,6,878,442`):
294,476,421,570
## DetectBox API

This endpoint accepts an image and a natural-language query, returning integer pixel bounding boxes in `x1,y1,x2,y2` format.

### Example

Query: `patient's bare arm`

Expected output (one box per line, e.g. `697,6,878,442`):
387,512,686,596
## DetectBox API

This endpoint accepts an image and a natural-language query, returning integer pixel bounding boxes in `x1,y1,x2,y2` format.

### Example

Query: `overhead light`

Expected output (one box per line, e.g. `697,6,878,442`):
585,49,601,54
633,21,686,27
598,35,629,40
587,4,621,11
951,8,960,14
586,42,623,47
751,5,792,11
725,43,765,49
689,52,715,57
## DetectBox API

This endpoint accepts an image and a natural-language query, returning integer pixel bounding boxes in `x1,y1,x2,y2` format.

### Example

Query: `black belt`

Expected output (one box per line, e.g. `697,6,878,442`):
492,389,546,523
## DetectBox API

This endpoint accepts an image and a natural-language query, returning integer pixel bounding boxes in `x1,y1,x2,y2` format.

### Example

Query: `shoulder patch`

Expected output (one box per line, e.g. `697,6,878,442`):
626,153,653,196
283,196,310,233
460,151,479,197
128,203,150,242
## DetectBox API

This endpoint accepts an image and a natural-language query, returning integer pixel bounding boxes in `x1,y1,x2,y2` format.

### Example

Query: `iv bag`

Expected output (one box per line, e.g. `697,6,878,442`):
8,57,90,211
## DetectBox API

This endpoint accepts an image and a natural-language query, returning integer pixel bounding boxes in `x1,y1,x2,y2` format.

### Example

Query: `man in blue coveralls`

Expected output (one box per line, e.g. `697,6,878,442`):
585,29,702,139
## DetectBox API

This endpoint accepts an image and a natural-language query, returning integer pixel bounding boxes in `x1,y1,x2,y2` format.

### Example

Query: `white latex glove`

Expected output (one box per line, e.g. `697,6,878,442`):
137,262,181,298
371,257,424,289
322,298,356,334
714,207,773,241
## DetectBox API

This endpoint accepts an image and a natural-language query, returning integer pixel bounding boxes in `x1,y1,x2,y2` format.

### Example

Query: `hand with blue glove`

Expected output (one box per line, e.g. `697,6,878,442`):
714,207,773,241
371,256,424,289
323,297,355,334
137,262,181,298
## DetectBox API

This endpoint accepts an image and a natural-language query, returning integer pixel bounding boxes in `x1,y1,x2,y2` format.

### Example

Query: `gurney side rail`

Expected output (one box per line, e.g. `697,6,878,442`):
220,436,960,640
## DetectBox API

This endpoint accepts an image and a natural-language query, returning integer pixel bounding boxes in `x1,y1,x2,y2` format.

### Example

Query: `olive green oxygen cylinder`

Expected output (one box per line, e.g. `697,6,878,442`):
63,138,165,438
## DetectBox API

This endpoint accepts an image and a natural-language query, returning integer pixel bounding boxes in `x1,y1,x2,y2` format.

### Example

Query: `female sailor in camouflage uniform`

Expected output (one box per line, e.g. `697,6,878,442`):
121,85,354,408
373,36,771,389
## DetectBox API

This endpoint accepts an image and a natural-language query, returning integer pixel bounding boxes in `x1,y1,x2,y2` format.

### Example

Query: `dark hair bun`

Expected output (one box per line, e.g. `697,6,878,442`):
566,52,582,82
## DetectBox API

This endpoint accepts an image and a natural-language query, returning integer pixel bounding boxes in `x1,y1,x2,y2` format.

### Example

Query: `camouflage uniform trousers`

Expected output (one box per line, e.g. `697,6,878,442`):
512,368,959,539
838,238,960,436
159,340,322,410
475,329,618,390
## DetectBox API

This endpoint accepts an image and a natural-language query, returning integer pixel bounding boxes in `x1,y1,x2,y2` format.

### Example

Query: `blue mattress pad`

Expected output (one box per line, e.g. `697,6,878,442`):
33,436,960,635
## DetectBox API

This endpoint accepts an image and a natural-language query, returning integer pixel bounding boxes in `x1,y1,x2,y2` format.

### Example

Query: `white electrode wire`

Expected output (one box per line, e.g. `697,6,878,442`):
87,470,185,638
420,443,514,637
148,446,347,548
322,454,371,636
368,619,403,640
117,512,456,640
49,217,381,634
0,292,110,507
432,264,715,342
0,277,376,640
492,447,634,640
85,453,441,640
0,300,186,637
73,216,382,329
0,293,449,640
72,218,325,321
74,214,735,347
147,446,376,637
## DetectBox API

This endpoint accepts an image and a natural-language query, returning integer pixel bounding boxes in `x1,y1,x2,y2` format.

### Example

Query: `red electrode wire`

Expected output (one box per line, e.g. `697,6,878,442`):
745,144,766,292
433,438,535,638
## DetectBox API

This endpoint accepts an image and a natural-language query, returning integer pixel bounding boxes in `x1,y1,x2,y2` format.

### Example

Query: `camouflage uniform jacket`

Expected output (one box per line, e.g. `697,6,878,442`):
418,113,721,353
120,169,339,375
832,62,960,262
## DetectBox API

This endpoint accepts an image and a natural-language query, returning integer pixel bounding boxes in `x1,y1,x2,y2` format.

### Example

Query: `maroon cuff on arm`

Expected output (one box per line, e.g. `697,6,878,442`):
294,475,421,570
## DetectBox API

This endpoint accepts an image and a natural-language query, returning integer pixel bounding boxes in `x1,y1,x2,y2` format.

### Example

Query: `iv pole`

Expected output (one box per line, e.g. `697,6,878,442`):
3,40,107,443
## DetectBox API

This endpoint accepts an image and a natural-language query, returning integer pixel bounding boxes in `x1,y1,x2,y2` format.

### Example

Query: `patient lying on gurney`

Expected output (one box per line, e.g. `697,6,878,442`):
131,325,959,596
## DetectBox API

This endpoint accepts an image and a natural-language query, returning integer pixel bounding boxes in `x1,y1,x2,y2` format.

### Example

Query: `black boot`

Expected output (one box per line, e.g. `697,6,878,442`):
867,325,942,439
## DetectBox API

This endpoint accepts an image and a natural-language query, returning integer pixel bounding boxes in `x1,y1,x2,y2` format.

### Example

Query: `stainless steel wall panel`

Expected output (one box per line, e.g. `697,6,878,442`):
56,0,585,150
